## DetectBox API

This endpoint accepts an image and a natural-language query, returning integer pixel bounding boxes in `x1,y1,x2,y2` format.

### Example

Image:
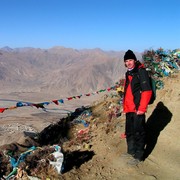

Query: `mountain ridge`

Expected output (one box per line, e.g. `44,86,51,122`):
0,46,142,96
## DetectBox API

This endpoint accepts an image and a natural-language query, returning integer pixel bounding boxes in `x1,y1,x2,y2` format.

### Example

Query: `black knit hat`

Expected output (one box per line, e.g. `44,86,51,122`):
124,50,137,61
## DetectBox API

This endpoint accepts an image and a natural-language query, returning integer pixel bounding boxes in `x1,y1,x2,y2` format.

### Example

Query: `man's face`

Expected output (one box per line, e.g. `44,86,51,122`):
124,59,136,69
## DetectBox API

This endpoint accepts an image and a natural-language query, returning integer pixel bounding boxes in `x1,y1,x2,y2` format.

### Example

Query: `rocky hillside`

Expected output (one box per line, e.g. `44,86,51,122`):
0,72,179,180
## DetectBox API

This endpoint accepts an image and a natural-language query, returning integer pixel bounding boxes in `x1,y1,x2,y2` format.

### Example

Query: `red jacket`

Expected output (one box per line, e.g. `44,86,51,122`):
123,65,152,113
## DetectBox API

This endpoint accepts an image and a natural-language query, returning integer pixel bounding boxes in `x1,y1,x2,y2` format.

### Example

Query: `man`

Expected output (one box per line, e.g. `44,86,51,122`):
122,50,152,165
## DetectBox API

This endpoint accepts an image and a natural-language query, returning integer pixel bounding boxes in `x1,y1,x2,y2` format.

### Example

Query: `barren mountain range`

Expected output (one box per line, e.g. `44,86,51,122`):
0,46,142,96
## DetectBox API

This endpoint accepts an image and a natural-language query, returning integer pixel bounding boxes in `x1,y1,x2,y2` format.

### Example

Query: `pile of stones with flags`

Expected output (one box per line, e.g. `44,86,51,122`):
142,48,180,89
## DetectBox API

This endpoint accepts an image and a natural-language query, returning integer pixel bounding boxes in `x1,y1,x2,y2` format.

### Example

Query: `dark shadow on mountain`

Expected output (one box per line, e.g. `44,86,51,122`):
37,117,70,146
38,106,89,146
144,101,172,160
70,106,89,117
24,131,37,138
62,150,95,173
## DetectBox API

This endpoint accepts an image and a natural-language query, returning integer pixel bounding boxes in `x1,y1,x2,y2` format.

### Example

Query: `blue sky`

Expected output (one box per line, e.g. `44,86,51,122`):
0,0,180,52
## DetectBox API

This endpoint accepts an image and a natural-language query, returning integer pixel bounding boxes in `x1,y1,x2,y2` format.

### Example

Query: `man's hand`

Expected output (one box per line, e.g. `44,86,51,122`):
137,110,145,115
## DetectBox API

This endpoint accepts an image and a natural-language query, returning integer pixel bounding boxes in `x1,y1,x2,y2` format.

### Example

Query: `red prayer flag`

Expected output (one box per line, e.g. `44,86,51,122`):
67,97,73,100
0,108,6,113
76,96,82,99
52,100,59,105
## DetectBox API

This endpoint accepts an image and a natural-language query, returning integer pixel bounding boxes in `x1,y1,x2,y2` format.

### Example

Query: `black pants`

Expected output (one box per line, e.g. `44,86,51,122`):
125,112,146,161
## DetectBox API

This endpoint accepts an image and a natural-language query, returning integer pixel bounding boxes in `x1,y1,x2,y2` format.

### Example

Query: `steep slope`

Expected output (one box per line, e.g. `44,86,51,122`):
0,73,179,179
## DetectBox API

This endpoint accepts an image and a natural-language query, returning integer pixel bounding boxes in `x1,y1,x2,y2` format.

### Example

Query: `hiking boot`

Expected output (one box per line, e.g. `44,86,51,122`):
127,158,140,166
